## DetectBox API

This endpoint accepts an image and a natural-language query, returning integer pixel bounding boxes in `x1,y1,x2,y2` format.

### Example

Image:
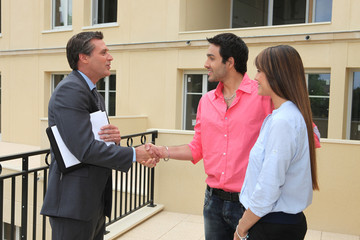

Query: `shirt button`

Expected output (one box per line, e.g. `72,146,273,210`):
225,117,228,120
224,134,227,137
222,172,224,175
223,153,226,155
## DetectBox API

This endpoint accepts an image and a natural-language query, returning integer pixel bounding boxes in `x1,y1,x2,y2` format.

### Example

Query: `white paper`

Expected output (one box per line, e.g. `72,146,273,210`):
51,110,114,168
51,125,81,168
90,110,115,146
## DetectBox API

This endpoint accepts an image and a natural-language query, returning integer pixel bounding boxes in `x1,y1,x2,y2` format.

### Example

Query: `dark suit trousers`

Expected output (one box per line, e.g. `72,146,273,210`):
49,205,105,240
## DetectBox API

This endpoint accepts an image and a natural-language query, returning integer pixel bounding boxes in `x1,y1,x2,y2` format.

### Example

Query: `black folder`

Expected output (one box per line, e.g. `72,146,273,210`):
46,126,83,174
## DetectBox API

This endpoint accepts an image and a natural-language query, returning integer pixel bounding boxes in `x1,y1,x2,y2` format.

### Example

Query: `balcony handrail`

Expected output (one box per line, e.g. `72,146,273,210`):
0,130,158,240
0,149,50,162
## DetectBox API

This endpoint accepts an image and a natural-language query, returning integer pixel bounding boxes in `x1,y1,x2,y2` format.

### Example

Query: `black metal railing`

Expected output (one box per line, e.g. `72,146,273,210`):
0,130,158,240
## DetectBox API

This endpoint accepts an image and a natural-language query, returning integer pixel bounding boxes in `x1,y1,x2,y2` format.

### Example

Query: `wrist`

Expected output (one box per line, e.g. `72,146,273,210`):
163,146,170,161
236,225,248,240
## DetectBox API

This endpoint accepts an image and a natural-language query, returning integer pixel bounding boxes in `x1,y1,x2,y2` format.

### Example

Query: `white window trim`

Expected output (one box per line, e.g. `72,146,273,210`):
100,75,113,114
312,0,333,23
52,0,72,29
92,0,99,25
51,73,68,94
346,70,360,139
182,71,208,130
91,0,117,26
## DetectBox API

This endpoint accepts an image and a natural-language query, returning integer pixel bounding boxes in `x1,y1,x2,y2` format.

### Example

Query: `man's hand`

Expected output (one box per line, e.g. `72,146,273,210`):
144,143,166,159
135,145,160,168
98,124,121,145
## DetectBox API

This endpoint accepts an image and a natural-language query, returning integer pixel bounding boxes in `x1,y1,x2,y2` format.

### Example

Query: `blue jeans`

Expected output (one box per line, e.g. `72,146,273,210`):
203,187,245,240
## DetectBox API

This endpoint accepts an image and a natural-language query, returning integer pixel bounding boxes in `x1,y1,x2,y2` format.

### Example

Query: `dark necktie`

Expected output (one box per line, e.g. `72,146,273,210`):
92,88,104,111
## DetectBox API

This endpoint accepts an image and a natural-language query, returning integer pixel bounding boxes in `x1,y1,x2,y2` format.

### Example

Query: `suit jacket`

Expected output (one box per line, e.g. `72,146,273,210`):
41,70,133,221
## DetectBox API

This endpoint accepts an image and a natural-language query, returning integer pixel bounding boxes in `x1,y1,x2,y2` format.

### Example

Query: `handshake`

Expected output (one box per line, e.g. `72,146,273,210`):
98,124,168,168
135,143,167,168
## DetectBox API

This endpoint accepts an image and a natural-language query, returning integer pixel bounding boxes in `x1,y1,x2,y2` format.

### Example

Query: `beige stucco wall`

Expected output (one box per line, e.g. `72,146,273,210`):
153,130,360,236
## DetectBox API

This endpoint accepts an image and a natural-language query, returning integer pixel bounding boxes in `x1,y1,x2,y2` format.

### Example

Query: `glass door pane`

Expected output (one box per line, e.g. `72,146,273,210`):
308,73,330,138
350,72,360,140
314,0,332,22
273,0,306,25
232,0,267,28
184,74,203,130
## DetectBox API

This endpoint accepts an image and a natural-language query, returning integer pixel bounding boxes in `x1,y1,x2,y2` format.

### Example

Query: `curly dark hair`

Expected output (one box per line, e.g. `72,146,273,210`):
207,33,248,75
66,31,104,70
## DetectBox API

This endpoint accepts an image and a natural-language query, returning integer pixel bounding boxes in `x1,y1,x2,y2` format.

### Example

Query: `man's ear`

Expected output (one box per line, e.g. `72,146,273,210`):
227,57,235,69
79,53,88,63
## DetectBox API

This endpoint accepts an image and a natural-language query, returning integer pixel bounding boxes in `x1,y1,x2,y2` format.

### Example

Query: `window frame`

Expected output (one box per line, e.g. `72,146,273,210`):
305,70,331,139
52,0,72,29
312,0,333,23
96,74,117,116
182,71,215,130
51,73,116,116
346,70,360,140
51,73,68,94
230,0,332,28
0,0,2,34
91,0,118,26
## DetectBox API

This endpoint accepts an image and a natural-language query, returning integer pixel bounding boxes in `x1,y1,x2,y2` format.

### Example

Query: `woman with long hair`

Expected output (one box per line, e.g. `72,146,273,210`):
234,45,319,240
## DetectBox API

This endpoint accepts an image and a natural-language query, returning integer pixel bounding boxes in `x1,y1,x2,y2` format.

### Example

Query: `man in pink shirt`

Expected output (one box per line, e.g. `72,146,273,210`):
150,33,273,239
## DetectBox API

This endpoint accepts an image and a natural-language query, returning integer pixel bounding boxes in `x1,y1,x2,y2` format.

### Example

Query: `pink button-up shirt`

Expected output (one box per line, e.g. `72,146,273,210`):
188,73,273,193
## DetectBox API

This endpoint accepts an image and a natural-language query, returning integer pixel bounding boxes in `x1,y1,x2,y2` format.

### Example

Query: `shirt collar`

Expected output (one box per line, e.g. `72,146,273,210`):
214,73,253,99
77,70,96,91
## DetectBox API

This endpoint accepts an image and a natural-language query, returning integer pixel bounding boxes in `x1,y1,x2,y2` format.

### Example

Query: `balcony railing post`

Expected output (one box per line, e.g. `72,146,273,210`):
42,168,48,240
147,131,158,208
0,179,3,238
21,157,29,240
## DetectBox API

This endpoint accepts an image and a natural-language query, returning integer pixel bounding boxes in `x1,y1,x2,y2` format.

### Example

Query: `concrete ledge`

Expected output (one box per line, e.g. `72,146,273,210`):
105,204,165,240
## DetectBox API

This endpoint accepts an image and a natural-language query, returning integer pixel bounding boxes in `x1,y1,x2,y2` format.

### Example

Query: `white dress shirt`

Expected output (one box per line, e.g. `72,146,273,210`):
240,101,313,217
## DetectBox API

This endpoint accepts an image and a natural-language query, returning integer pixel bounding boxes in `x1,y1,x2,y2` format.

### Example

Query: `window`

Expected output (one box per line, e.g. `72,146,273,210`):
3,222,21,240
52,0,72,29
231,0,332,28
0,0,2,34
306,73,330,138
0,74,1,134
51,74,68,93
313,0,332,22
96,74,116,116
92,0,117,25
348,72,360,140
51,74,116,116
183,73,217,130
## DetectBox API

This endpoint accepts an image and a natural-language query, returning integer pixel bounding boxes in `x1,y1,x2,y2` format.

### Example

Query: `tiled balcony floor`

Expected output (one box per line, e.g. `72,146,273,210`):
116,211,360,240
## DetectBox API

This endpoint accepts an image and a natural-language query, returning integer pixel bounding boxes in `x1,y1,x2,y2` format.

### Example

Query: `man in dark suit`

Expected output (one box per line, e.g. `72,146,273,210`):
41,31,157,240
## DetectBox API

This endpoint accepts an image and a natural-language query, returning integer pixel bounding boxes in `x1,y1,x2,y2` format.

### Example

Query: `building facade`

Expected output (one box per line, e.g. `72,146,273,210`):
0,0,359,145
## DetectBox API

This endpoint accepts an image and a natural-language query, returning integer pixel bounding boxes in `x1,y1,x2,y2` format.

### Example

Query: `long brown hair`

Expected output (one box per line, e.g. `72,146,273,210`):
255,45,319,190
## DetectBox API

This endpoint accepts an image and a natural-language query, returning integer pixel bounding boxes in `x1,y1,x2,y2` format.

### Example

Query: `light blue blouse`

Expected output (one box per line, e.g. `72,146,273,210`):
240,101,312,217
